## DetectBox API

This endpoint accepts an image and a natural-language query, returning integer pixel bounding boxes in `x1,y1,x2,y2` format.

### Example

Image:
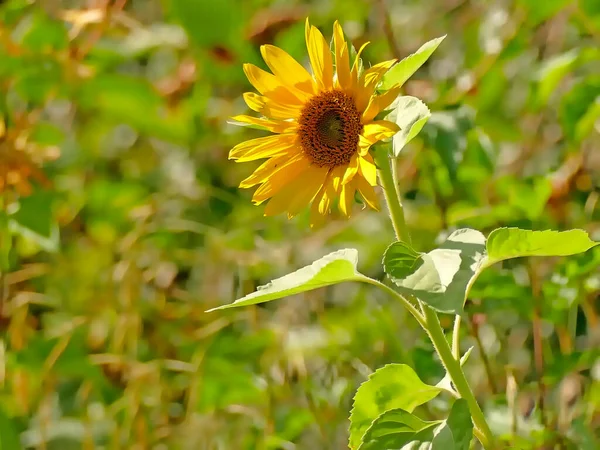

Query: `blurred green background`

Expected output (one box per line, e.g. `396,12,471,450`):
0,0,599,448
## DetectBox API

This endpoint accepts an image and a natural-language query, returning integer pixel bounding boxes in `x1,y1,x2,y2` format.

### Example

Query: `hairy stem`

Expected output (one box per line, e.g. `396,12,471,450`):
376,147,496,449
375,147,411,244
423,306,495,449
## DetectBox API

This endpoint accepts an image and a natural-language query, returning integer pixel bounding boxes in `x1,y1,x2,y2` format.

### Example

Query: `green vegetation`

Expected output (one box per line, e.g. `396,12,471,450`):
0,0,599,449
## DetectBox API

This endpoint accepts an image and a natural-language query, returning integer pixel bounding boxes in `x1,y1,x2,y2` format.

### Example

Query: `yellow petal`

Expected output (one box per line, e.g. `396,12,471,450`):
305,19,333,91
358,135,373,156
362,84,402,122
356,176,380,210
316,171,340,215
361,120,400,143
329,165,346,193
351,41,369,91
230,115,297,134
243,92,301,119
263,166,329,217
309,193,328,229
243,63,307,105
229,133,296,161
261,44,316,96
357,120,399,157
342,153,359,185
333,21,351,90
363,59,397,78
252,156,311,204
358,154,377,186
239,151,302,188
339,180,356,217
356,59,397,111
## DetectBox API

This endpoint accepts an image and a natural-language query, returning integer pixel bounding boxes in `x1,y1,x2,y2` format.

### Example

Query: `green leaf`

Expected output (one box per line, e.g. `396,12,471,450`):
8,191,59,252
534,50,579,109
388,96,431,157
485,228,599,266
383,229,487,314
349,364,442,449
357,409,440,450
19,10,69,51
380,36,446,90
357,400,472,450
169,0,245,50
429,399,473,450
77,74,193,143
382,241,423,279
420,107,475,182
519,0,570,25
29,121,65,146
0,405,22,450
575,97,600,142
560,76,600,142
207,249,369,311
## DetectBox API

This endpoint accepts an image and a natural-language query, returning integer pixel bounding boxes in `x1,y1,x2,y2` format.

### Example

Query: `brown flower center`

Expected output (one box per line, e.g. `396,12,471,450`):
298,90,362,167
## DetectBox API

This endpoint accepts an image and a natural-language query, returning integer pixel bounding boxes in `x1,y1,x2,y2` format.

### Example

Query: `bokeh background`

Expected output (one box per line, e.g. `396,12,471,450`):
0,0,599,449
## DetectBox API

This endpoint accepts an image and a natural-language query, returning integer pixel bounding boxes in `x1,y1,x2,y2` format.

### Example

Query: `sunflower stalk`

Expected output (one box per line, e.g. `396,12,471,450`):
375,145,496,449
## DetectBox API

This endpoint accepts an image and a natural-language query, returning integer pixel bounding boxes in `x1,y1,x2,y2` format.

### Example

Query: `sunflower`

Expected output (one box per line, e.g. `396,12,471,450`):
229,19,401,227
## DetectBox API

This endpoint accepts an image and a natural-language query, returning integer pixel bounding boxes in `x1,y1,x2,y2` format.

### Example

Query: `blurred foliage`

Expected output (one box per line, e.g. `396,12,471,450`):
0,0,599,449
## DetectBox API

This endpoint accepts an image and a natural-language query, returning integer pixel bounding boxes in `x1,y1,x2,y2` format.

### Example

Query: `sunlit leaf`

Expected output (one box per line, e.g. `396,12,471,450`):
357,409,440,450
380,36,446,90
485,228,599,265
388,96,431,156
349,364,442,449
383,229,487,314
207,249,370,311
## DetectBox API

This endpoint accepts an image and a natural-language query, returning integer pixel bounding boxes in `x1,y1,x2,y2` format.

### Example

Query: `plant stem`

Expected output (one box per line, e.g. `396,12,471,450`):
363,278,426,329
375,147,411,244
376,147,496,449
422,305,495,449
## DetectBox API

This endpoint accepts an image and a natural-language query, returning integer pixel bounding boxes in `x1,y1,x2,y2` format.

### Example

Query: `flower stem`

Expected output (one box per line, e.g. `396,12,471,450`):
422,305,495,449
375,146,496,449
374,146,410,244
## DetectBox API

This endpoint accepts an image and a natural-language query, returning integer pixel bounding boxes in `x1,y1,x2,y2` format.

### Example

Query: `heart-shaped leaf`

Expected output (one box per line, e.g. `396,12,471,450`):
357,408,441,450
349,364,442,449
388,96,431,156
206,249,369,311
382,240,423,279
383,229,487,314
383,228,598,315
381,36,446,90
